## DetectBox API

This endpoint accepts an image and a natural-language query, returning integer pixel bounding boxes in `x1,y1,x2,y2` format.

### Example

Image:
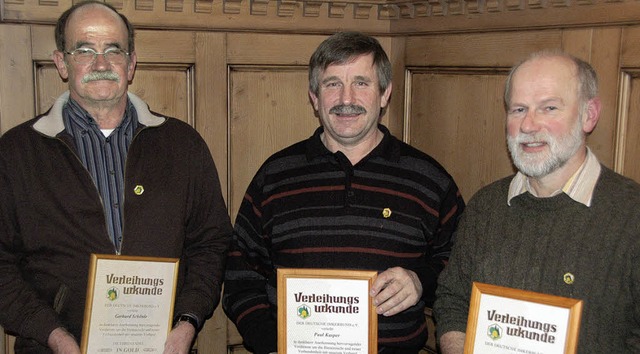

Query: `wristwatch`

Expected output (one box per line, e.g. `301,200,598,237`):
173,314,199,330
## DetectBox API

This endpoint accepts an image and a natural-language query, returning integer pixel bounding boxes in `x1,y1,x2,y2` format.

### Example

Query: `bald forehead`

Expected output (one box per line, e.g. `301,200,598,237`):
63,3,130,52
515,55,578,82
66,4,127,33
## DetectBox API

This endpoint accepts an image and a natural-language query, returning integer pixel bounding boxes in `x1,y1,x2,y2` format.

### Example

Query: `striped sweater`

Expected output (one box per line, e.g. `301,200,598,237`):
223,125,465,353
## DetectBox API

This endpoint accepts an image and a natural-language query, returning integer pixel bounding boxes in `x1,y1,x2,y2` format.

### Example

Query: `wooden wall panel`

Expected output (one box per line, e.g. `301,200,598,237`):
225,32,403,140
226,33,325,66
228,67,317,218
34,64,68,115
0,24,34,134
621,27,640,67
404,30,568,200
408,70,513,201
405,28,629,199
615,27,640,183
405,30,563,67
616,72,640,181
562,28,623,169
379,36,406,138
193,32,228,203
129,66,192,123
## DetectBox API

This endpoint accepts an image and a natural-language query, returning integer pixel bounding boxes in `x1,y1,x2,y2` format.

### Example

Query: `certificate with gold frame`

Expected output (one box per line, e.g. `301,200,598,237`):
277,268,378,354
465,282,583,354
80,254,179,354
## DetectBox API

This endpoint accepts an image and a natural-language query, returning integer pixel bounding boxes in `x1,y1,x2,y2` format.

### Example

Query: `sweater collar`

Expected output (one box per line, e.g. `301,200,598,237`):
32,91,165,137
305,124,401,163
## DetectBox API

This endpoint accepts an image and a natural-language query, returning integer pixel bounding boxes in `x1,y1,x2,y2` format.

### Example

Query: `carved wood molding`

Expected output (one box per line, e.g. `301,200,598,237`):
2,0,639,34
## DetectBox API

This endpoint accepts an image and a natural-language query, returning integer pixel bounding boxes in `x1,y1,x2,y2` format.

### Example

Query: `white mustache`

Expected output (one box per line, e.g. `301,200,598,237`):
513,133,548,145
81,71,120,83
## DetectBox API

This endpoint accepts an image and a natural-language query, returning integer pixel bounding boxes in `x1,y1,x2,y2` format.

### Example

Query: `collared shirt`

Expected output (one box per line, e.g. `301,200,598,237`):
508,148,602,207
62,98,139,251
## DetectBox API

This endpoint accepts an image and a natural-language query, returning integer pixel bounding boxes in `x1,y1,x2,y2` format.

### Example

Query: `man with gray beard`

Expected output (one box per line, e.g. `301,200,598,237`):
0,2,232,353
434,50,640,353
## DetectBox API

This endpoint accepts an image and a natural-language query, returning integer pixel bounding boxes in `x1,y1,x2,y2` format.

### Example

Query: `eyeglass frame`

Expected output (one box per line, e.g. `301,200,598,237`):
63,47,131,65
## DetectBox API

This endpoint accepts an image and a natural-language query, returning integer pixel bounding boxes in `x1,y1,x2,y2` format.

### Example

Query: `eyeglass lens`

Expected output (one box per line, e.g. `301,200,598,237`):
70,49,128,64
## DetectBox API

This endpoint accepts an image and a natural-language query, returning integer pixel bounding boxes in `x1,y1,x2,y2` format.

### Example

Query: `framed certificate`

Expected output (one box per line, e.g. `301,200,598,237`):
465,282,583,354
277,268,378,354
80,254,179,354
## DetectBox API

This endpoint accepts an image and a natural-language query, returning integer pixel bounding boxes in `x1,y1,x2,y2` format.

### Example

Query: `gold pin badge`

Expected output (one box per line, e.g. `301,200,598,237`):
563,272,575,285
382,208,392,218
134,185,144,195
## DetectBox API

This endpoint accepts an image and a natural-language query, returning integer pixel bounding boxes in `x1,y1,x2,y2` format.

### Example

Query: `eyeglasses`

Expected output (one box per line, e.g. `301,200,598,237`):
64,48,130,65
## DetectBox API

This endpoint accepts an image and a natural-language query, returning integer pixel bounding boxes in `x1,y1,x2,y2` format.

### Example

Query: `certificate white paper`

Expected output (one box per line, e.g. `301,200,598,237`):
465,282,583,354
277,268,378,354
81,254,179,354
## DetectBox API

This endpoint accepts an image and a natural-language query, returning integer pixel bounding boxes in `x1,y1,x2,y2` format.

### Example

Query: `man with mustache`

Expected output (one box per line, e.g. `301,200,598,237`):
434,51,640,353
223,31,465,354
0,2,232,353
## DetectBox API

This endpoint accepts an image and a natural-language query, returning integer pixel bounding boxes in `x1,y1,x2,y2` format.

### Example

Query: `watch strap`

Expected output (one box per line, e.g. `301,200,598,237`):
173,313,199,330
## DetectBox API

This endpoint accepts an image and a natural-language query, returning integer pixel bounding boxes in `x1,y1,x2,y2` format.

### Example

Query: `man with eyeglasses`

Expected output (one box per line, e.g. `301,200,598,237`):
0,2,232,354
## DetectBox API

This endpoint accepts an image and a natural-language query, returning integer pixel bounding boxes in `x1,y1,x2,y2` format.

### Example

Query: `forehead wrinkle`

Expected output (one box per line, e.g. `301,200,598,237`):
72,40,123,49
66,6,129,50
539,97,565,106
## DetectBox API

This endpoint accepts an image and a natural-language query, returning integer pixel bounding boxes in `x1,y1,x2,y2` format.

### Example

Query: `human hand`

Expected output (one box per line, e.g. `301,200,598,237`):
47,327,81,354
162,321,196,354
370,267,423,316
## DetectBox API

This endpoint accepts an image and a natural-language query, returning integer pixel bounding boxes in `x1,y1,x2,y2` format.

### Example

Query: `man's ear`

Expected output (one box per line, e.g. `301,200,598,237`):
380,82,392,108
52,50,69,80
309,90,319,111
127,51,138,82
582,97,601,134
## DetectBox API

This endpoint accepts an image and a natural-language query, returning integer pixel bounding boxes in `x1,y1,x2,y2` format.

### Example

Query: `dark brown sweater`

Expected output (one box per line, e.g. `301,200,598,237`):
0,92,232,352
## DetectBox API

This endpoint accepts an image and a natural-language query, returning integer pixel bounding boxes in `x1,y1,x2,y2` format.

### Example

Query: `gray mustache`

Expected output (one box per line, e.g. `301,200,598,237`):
82,71,120,83
329,105,366,115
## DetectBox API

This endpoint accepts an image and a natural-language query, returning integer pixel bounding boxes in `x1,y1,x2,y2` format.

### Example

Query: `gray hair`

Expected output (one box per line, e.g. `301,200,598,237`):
503,50,598,110
308,31,392,96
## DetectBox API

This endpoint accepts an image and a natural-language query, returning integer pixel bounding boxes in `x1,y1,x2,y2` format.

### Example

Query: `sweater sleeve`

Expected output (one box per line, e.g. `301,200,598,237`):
222,173,278,354
172,137,233,328
0,145,63,346
420,179,465,307
629,240,640,350
433,197,478,338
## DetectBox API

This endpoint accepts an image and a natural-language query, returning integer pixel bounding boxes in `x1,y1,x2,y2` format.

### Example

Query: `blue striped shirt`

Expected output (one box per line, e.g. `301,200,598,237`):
62,99,138,252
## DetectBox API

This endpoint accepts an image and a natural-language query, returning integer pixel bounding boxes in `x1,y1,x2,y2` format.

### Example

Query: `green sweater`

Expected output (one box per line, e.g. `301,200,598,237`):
434,166,640,353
